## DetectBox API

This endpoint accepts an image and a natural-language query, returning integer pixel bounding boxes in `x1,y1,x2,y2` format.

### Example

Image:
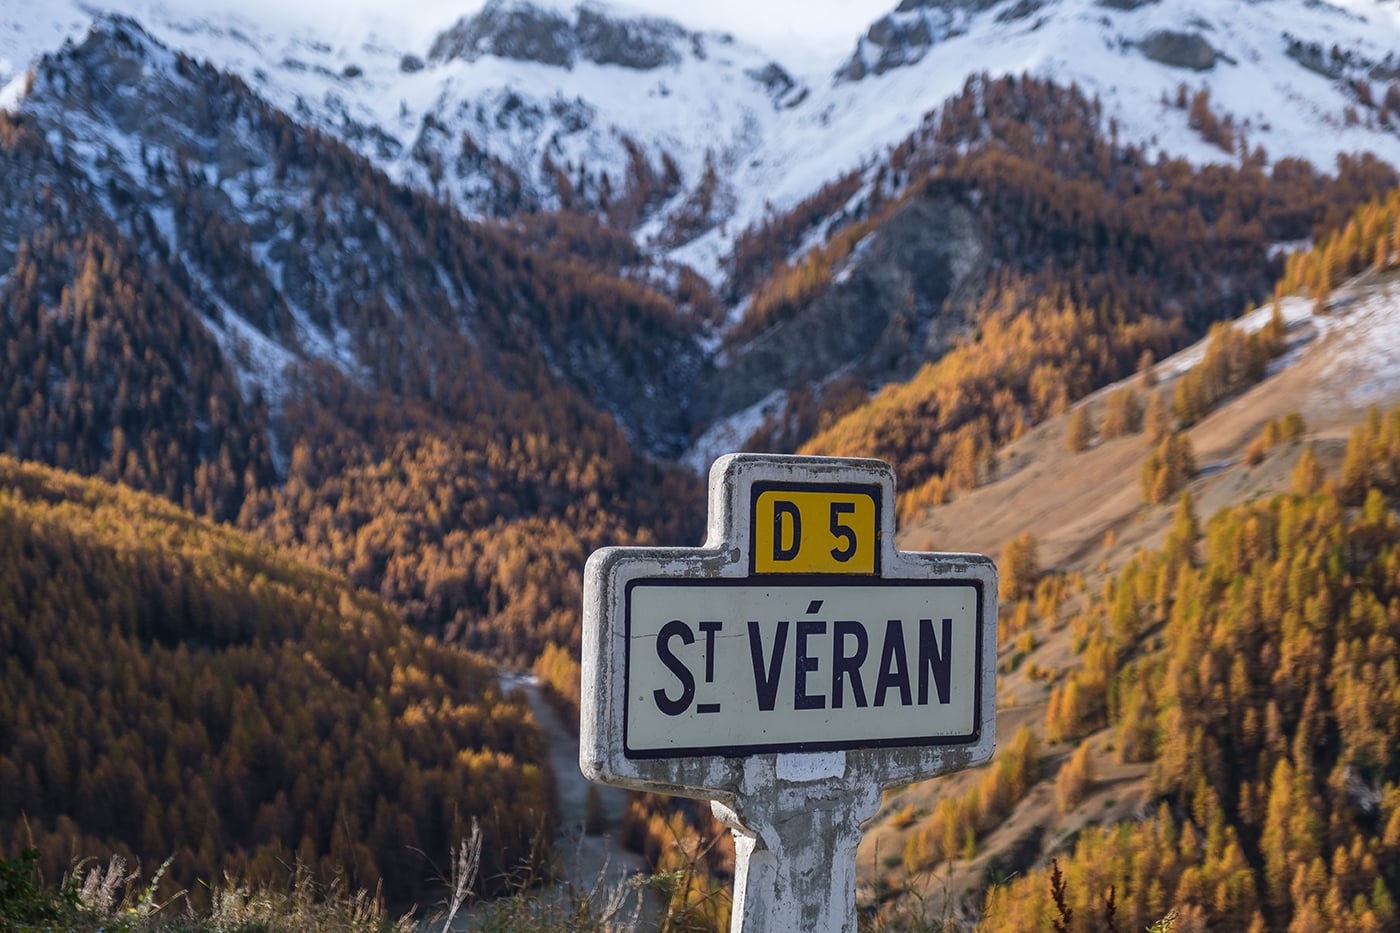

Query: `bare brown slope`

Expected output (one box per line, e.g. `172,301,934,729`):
905,278,1400,569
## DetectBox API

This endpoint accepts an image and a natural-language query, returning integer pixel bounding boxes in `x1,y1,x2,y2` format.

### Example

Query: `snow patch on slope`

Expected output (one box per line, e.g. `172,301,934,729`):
1158,296,1316,381
1159,271,1400,414
682,388,787,474
1314,281,1400,406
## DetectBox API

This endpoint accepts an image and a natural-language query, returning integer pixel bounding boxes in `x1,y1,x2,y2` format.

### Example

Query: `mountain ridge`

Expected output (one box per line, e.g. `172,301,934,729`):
8,0,1400,290
8,8,1400,479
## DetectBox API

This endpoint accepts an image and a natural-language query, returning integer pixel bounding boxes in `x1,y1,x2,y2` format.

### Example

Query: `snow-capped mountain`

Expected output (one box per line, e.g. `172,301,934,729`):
1,0,806,282
5,0,1400,470
6,0,1400,290
3,12,707,459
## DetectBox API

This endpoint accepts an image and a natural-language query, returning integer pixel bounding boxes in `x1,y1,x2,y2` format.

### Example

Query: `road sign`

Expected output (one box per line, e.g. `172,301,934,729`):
581,454,997,933
624,579,982,757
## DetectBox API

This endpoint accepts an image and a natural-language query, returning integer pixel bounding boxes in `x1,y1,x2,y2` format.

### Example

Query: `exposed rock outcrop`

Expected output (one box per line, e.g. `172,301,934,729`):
575,6,682,69
894,0,1001,13
835,16,933,81
429,2,573,66
746,62,801,108
1137,29,1218,71
836,0,1003,82
698,184,990,422
428,0,691,71
996,0,1046,24
1284,32,1400,81
1096,0,1159,10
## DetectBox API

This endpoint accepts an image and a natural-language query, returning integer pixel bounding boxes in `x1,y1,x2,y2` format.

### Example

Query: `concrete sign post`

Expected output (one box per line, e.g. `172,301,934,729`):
581,454,997,932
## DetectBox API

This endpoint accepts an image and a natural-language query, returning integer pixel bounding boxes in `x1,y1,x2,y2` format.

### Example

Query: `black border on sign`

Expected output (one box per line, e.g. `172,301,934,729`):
748,481,883,576
621,576,984,760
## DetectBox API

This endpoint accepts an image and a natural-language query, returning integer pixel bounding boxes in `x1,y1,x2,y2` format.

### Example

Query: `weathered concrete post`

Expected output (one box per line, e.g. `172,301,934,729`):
581,454,997,932
716,768,881,933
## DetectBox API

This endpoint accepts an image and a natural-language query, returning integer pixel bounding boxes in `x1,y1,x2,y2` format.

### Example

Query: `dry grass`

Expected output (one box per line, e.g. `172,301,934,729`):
0,832,656,933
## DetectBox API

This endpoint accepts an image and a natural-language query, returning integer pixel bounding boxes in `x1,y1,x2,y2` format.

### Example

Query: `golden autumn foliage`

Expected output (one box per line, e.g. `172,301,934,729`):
1055,742,1096,814
979,401,1400,932
1281,185,1400,309
1,72,724,923
1144,390,1174,445
0,138,274,522
0,456,553,907
902,726,1040,874
1100,386,1143,439
807,283,1176,520
782,76,1393,483
983,805,1263,933
240,425,702,667
1244,412,1307,466
1337,405,1400,505
1000,532,1041,603
725,170,866,303
1140,432,1197,505
0,88,709,675
1065,406,1093,453
532,641,582,732
1171,309,1289,428
620,794,734,931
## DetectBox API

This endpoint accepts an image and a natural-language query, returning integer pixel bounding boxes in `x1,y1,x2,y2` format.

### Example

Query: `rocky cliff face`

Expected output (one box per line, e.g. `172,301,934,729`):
429,0,694,71
1137,29,1220,71
430,2,574,67
697,185,990,422
837,0,1002,81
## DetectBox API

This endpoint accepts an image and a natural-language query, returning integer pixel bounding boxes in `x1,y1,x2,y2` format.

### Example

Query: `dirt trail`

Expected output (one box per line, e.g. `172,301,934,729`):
432,676,654,931
505,674,646,888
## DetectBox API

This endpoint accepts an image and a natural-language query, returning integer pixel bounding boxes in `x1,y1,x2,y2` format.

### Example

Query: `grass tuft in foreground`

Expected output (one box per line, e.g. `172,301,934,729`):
0,823,662,933
0,844,413,932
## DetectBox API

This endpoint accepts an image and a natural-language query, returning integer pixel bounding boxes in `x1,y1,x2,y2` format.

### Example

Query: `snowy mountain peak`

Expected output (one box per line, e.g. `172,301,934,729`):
27,13,256,174
428,0,702,72
836,0,1002,81
833,0,1400,85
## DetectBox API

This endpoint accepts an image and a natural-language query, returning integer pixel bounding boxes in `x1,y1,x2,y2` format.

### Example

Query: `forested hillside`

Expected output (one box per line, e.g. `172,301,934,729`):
0,456,552,906
0,111,275,522
823,194,1400,927
978,403,1400,932
0,22,708,664
787,75,1396,495
241,422,702,665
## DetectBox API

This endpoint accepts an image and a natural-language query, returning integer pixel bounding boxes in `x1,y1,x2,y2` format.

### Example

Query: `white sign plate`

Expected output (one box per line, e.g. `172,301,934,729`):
581,453,997,800
625,579,984,757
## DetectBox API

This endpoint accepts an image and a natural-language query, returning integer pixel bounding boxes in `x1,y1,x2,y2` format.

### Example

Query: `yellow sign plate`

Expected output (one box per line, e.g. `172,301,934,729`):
751,483,879,574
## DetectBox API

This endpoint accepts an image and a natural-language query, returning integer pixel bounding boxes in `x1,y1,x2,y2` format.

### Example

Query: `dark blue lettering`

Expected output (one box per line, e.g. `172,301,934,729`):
918,617,953,705
653,620,695,716
874,620,911,708
748,620,789,711
794,619,826,710
773,501,801,561
832,620,868,709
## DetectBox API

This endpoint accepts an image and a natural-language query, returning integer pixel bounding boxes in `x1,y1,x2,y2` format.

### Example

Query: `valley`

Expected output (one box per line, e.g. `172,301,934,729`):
2,0,1400,929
